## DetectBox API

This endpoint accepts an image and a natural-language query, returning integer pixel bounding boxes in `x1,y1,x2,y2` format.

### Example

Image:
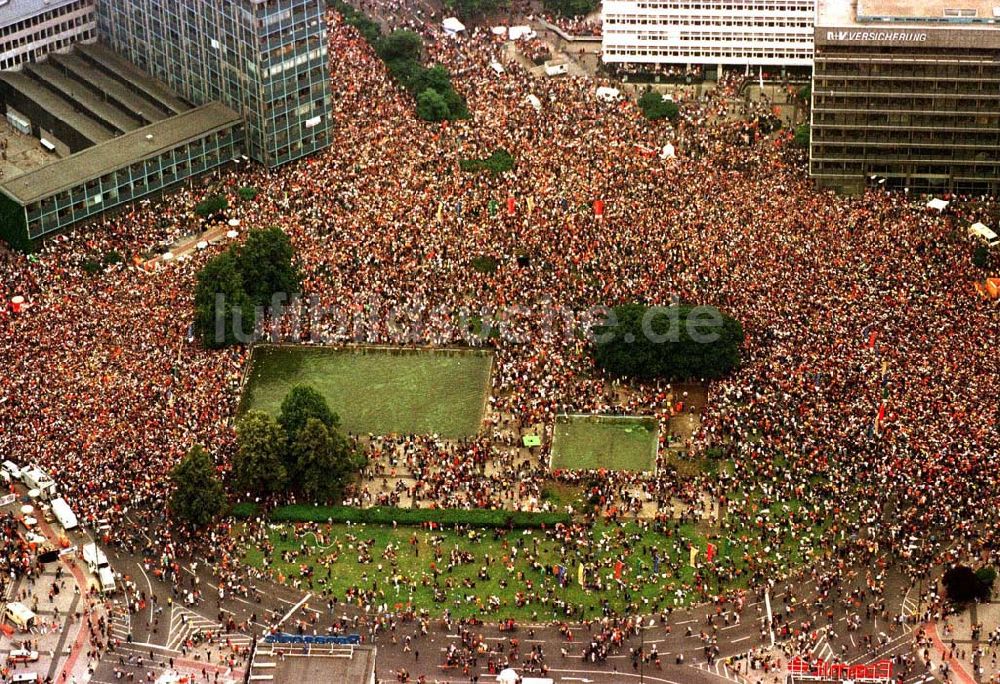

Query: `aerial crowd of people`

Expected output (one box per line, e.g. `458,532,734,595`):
1,1,999,683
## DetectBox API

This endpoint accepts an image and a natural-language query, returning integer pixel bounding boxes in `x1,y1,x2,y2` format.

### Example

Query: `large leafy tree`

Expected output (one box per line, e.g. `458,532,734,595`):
592,304,743,380
233,227,301,308
293,418,359,502
278,385,339,442
169,445,227,527
233,411,288,496
193,251,256,348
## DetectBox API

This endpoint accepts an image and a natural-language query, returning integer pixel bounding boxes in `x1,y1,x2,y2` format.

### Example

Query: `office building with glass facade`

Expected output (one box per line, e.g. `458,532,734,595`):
98,0,331,168
0,101,242,251
810,0,1000,195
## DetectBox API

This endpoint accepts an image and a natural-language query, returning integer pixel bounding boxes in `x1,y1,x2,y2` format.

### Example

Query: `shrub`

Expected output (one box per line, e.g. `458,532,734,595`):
81,259,101,275
416,89,451,122
972,244,990,269
638,90,679,121
238,187,259,201
794,124,810,149
270,504,571,528
471,256,499,273
797,84,812,103
103,251,124,266
461,149,515,175
231,502,261,519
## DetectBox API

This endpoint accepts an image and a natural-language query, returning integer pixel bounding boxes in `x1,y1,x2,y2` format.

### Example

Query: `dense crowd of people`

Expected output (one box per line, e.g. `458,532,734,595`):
1,2,999,682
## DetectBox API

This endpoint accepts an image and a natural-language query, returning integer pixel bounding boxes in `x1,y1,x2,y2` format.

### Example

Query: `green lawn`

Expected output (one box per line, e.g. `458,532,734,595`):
550,415,659,472
243,520,709,620
240,346,493,437
240,497,834,619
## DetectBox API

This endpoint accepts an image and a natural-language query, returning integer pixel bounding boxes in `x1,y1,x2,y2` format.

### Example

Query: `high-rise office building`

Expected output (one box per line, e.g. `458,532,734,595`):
810,0,1000,195
602,0,815,72
0,0,98,71
98,0,331,168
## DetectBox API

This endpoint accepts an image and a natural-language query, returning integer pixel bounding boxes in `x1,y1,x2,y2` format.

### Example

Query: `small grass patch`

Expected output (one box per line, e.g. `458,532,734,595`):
551,415,658,472
241,346,493,438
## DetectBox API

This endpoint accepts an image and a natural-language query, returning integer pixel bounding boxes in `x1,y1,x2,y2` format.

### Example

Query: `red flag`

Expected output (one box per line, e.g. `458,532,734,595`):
507,197,516,215
867,330,877,348
614,560,624,579
706,543,717,563
594,199,605,217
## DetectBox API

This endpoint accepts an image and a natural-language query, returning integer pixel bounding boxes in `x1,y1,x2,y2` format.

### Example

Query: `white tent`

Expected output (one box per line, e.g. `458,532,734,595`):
660,142,676,159
497,669,519,684
509,25,536,40
526,94,542,112
926,198,949,211
491,26,508,37
596,86,621,102
490,61,505,75
442,17,466,34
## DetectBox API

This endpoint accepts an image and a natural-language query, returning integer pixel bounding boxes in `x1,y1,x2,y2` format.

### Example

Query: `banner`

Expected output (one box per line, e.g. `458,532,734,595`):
578,563,584,586
0,493,15,506
689,545,699,567
264,633,361,645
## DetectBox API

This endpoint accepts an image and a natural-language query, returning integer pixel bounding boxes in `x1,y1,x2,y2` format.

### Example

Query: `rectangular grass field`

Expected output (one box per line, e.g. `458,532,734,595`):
240,346,493,438
550,415,659,472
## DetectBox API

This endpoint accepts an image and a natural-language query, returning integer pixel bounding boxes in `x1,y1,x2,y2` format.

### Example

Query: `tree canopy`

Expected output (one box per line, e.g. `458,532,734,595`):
793,123,811,149
638,91,679,121
193,250,256,349
591,304,744,380
169,445,227,527
542,0,598,18
192,227,300,348
233,226,301,307
293,418,359,502
278,384,340,439
233,410,288,497
943,565,993,604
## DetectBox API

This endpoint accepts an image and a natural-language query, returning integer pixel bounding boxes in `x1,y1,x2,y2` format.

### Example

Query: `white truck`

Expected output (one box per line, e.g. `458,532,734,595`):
82,542,116,594
20,465,57,500
49,497,78,531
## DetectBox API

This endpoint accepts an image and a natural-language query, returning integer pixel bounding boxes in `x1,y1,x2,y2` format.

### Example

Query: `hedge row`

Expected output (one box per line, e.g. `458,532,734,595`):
234,503,570,528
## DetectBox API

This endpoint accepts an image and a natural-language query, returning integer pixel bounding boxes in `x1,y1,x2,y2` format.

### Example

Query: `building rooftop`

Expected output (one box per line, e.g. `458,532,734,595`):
818,0,1000,26
859,0,1000,21
247,643,377,684
0,101,241,205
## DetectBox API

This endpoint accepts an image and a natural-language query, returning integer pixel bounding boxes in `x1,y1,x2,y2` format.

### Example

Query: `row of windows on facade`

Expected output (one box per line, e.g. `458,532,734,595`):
617,1,813,10
606,32,814,41
816,62,1000,78
811,160,1000,178
813,90,1000,112
814,130,1000,148
813,114,1000,130
0,0,93,38
0,9,93,56
604,18,813,27
816,81,1000,95
28,130,241,218
0,30,97,71
604,46,812,56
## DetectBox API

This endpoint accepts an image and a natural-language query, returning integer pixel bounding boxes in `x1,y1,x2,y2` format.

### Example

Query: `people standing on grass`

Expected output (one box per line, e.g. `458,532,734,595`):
0,3,998,682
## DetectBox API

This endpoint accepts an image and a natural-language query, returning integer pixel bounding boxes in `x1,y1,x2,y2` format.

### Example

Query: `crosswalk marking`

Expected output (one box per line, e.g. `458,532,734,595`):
166,606,253,653
691,660,746,683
